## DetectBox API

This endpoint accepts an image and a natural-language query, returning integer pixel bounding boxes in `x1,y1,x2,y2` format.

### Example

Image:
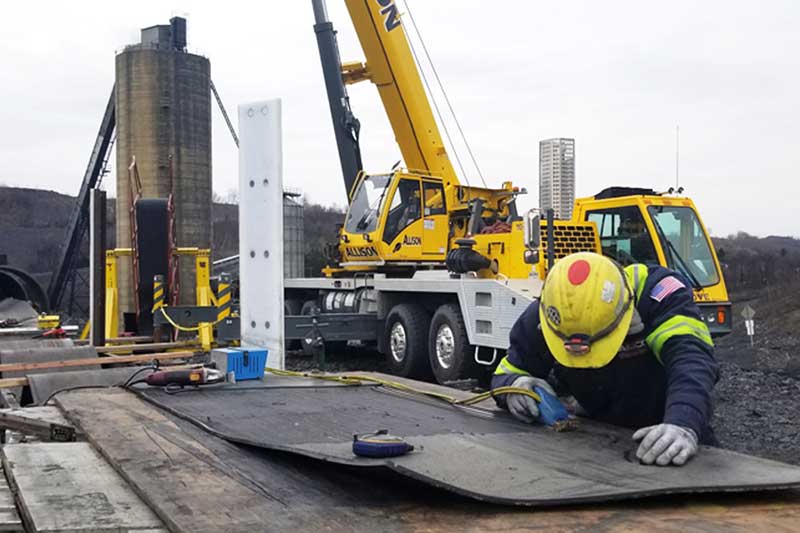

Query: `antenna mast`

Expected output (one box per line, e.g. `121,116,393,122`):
675,125,680,188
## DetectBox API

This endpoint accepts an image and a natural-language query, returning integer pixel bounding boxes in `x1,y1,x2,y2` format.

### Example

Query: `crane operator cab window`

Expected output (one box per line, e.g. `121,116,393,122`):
647,205,720,287
422,181,446,216
345,174,393,234
383,178,422,244
586,206,659,266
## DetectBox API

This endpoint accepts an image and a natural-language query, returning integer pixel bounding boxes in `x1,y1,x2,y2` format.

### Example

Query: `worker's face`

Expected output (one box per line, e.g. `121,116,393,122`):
622,220,643,233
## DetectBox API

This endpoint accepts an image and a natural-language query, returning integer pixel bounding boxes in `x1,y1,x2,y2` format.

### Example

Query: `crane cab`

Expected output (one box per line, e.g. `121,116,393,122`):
338,171,450,268
572,187,731,336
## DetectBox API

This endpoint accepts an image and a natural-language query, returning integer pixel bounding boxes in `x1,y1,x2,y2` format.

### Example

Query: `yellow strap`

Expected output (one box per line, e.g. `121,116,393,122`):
264,368,542,407
158,307,225,332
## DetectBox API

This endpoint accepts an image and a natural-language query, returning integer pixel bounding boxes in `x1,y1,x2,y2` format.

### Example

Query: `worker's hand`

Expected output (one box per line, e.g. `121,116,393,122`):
633,424,698,466
506,376,556,424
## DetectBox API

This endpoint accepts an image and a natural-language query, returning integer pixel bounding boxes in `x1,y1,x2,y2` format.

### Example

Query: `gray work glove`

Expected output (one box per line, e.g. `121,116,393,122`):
633,424,699,466
506,376,557,424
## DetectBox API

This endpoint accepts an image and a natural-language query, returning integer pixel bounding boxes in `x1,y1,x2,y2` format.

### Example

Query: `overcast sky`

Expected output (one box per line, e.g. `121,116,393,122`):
1,1,797,237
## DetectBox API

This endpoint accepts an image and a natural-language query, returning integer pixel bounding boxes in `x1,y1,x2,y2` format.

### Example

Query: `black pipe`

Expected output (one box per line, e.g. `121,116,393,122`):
90,189,106,346
467,199,485,236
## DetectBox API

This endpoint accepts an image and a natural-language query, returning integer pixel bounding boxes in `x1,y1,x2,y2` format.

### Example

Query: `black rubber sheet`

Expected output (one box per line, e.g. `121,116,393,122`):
135,198,169,336
137,379,800,506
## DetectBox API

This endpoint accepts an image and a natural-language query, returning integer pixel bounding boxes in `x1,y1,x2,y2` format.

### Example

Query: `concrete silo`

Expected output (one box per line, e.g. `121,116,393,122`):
115,17,211,317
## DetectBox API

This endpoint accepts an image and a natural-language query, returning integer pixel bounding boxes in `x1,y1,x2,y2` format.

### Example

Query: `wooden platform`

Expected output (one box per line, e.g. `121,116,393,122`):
0,466,21,532
56,383,800,532
2,442,165,532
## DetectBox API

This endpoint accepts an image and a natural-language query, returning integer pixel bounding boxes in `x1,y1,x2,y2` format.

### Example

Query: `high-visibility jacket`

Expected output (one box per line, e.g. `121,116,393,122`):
492,264,719,443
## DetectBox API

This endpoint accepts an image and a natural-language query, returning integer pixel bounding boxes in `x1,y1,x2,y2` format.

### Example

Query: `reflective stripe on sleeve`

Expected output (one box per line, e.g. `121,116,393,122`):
645,314,714,362
493,356,532,377
624,264,649,304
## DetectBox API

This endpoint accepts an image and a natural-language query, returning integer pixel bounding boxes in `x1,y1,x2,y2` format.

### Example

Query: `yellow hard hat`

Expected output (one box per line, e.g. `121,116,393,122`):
539,252,634,368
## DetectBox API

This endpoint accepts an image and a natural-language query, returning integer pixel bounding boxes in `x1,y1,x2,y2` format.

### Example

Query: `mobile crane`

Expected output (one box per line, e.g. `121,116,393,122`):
312,0,529,278
285,0,730,384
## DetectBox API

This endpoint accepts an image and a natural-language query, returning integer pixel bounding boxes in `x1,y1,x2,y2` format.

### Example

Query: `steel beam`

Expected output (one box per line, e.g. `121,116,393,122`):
89,189,106,346
48,86,116,311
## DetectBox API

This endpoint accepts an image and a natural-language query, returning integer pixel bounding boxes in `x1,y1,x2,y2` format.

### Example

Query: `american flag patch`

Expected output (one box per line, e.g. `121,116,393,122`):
650,276,685,302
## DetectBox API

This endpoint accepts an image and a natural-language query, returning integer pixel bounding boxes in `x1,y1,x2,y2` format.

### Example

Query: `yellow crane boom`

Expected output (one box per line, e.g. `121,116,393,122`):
343,0,457,183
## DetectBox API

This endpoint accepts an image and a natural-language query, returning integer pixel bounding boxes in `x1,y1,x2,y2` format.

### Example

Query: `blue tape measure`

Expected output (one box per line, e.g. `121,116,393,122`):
353,429,414,458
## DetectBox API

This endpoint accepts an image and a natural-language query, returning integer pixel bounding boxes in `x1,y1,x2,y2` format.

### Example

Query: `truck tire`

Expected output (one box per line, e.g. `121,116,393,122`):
285,299,302,351
428,304,479,384
300,300,347,357
384,304,432,379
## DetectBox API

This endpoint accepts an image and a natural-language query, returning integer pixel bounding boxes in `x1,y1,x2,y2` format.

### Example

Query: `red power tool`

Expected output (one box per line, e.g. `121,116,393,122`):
144,367,225,387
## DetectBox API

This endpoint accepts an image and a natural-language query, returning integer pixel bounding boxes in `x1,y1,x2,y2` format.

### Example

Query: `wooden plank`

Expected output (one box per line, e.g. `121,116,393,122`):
0,408,75,442
0,351,201,374
0,346,99,380
0,488,17,512
97,341,198,354
56,389,377,533
0,510,22,532
2,442,164,532
94,336,154,345
0,473,22,533
0,378,28,392
76,337,157,346
0,407,69,426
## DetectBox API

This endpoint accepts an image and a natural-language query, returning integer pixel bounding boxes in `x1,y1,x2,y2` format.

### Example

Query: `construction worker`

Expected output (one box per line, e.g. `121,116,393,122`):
492,252,718,466
617,216,658,264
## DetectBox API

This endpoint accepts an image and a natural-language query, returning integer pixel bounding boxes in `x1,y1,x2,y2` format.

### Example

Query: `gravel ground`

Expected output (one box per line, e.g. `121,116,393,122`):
287,341,800,466
713,358,800,465
285,345,387,374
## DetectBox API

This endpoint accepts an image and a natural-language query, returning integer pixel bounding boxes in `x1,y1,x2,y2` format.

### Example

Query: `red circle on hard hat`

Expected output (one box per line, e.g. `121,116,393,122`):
568,259,591,285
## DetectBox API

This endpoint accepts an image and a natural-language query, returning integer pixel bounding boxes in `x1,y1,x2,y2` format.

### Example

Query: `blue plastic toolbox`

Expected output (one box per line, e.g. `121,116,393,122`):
210,347,267,381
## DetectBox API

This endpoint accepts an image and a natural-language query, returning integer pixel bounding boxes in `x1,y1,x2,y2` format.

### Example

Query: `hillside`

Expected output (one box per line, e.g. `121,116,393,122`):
0,187,84,273
0,186,344,278
4,185,799,286
712,233,800,293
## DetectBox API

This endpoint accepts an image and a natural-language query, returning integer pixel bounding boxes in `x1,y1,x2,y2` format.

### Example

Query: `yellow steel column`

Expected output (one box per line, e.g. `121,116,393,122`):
104,251,118,341
195,250,213,351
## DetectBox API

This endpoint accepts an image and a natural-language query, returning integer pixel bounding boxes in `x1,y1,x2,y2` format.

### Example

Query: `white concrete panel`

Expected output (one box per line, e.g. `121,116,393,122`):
238,99,285,369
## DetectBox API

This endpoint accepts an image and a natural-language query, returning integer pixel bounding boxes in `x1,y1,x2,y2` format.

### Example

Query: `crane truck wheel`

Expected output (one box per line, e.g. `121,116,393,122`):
428,304,479,384
383,304,432,379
